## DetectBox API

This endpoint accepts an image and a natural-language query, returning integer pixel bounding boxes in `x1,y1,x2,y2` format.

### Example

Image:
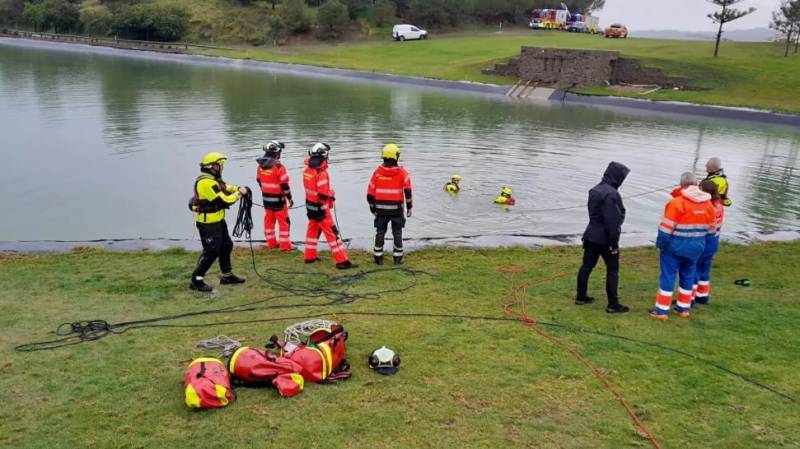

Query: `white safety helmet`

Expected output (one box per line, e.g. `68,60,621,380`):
368,346,400,375
309,142,331,159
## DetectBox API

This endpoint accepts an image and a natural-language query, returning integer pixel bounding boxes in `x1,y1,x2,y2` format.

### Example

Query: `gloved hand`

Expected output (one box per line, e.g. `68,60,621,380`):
406,209,413,218
238,186,249,195
609,246,618,255
287,198,294,208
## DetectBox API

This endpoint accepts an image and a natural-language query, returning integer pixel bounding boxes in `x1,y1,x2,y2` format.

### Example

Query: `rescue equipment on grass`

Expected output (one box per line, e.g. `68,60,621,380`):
369,346,400,375
184,357,234,409
227,322,351,398
494,187,516,206
444,175,461,194
734,278,751,287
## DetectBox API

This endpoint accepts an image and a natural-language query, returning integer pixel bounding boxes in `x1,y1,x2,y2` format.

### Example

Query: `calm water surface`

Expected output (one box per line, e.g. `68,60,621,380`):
2,40,799,246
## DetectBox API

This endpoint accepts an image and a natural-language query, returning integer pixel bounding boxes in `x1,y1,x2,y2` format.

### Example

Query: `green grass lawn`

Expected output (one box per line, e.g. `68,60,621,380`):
1,242,799,448
194,32,800,114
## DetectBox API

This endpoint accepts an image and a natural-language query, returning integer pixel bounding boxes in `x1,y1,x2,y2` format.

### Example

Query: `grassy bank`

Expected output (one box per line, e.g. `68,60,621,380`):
1,242,799,448
195,32,800,114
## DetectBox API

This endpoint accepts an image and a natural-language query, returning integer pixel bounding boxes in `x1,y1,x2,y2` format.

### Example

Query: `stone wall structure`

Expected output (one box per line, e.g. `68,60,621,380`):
484,46,687,89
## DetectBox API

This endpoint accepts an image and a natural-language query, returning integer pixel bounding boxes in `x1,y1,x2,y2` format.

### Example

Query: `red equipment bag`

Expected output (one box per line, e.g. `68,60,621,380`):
272,373,305,398
228,346,303,385
183,358,234,409
284,325,349,383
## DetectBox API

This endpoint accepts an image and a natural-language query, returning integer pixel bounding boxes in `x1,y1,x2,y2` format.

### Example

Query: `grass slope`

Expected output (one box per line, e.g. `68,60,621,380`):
195,32,800,113
1,242,799,448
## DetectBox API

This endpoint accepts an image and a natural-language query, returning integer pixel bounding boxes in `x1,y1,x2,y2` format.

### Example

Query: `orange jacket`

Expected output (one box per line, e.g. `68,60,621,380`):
656,185,716,258
367,164,412,216
257,162,292,210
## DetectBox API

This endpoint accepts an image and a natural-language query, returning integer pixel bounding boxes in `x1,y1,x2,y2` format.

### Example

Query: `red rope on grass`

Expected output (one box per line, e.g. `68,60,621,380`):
497,266,663,449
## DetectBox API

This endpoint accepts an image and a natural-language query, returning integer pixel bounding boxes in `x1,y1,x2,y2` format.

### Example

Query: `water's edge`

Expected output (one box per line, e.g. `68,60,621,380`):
2,229,798,254
1,36,799,127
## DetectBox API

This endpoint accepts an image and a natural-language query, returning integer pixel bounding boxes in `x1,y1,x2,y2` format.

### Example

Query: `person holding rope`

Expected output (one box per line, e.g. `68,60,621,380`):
303,143,355,269
256,141,294,251
189,152,249,292
575,161,630,314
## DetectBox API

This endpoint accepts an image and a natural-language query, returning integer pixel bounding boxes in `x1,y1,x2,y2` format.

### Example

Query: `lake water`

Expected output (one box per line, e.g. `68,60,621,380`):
2,39,799,249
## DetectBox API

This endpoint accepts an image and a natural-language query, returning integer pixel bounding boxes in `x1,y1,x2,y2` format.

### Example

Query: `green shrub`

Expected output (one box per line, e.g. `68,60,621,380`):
317,0,349,40
283,0,311,33
111,3,189,42
80,5,113,36
369,0,396,27
265,14,287,46
22,0,80,33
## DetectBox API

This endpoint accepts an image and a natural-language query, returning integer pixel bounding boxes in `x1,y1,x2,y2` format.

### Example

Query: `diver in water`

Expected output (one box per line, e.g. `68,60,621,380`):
444,175,461,195
493,187,516,206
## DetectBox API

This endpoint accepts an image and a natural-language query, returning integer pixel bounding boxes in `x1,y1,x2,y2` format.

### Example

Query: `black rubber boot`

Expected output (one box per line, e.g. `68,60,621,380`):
220,273,246,285
574,296,595,305
606,304,630,314
374,255,384,265
393,256,404,265
304,258,320,264
336,260,357,270
190,277,213,292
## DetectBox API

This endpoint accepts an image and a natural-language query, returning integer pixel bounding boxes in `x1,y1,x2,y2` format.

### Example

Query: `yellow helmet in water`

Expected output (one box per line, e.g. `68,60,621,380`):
382,143,400,161
451,174,462,183
201,152,227,167
501,187,513,197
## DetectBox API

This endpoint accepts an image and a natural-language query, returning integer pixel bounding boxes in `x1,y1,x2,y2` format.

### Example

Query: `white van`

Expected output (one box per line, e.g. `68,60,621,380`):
392,24,428,41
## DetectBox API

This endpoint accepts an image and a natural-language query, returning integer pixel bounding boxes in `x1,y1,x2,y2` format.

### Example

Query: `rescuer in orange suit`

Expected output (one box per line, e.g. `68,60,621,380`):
302,143,355,269
256,141,294,251
367,144,413,265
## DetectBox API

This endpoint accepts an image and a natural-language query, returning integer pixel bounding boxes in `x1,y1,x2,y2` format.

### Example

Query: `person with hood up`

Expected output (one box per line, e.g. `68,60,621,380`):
670,172,697,198
693,180,724,305
575,161,630,314
651,183,716,320
705,157,732,207
256,141,293,251
367,144,413,265
302,143,355,270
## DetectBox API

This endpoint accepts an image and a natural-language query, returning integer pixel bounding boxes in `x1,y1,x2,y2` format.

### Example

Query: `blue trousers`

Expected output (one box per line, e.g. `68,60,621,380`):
657,250,698,311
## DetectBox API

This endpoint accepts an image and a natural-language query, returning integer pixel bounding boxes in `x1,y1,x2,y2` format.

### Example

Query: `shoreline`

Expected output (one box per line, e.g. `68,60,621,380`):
2,228,799,254
2,36,799,127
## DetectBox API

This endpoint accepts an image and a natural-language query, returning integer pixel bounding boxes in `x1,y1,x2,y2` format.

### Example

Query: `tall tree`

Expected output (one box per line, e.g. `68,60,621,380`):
707,0,756,57
771,1,800,57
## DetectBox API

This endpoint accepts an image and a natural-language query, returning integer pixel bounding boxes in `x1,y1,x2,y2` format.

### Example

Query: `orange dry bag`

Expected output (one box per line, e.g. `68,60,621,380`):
183,358,234,409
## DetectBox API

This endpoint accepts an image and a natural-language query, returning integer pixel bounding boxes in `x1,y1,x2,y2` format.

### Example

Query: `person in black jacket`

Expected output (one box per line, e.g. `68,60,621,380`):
576,161,630,313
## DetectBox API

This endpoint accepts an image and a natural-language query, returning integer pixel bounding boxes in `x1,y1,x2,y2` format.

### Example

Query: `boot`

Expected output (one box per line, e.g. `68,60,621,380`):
606,303,629,314
190,276,213,292
649,308,669,321
374,255,384,265
220,273,246,285
304,258,320,264
336,260,357,270
574,296,595,305
393,256,404,265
